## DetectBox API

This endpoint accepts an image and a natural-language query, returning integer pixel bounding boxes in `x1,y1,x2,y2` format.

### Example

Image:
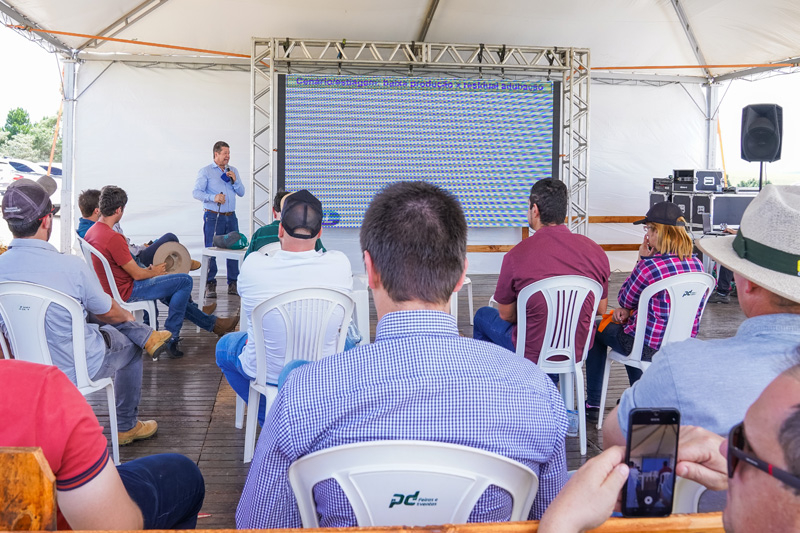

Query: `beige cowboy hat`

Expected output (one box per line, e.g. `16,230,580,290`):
695,185,800,303
152,241,194,274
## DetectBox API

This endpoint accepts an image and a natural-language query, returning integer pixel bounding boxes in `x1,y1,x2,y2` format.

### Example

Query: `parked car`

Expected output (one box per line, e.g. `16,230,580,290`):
0,158,61,212
37,162,62,176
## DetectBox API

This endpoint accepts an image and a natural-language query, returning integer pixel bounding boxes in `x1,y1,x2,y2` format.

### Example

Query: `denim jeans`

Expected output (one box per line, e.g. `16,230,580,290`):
216,332,268,426
717,266,734,294
203,211,239,285
128,274,216,340
91,325,143,431
137,233,179,267
117,453,205,529
585,323,644,406
472,306,515,352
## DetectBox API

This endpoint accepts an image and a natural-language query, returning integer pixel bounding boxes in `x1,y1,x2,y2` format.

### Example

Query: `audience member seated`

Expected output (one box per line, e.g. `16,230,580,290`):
85,186,238,358
472,178,609,368
584,201,705,421
217,190,352,426
236,181,568,528
77,188,201,270
537,358,800,533
602,186,800,446
0,359,205,530
0,176,169,444
244,189,325,260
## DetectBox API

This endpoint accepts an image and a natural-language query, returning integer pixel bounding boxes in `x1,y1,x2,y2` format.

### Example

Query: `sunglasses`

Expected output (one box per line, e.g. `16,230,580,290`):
728,422,800,491
38,205,57,221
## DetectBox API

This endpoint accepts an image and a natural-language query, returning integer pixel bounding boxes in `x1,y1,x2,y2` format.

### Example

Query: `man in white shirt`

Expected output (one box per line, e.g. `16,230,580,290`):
215,190,352,425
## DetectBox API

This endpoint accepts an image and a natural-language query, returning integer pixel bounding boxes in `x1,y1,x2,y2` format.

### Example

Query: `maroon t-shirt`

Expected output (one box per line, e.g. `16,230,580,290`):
85,221,136,301
494,224,610,364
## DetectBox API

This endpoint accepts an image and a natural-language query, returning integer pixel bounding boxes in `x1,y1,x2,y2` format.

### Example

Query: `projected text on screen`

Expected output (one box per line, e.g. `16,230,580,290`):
281,74,558,228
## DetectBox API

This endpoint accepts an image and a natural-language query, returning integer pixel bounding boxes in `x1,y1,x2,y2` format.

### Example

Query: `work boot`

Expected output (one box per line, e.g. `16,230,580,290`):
708,291,730,304
227,281,238,296
143,330,172,361
166,339,184,358
213,315,240,336
202,302,217,315
190,259,202,271
118,419,158,446
205,282,217,299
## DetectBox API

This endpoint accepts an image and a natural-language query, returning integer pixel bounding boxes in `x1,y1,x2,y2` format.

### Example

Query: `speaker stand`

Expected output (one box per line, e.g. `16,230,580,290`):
759,162,765,191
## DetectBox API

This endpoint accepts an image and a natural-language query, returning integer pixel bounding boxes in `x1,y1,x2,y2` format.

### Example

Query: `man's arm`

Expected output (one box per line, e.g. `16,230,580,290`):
603,405,626,447
96,300,136,325
597,297,608,316
498,301,516,323
120,259,166,281
192,168,213,203
57,460,143,530
232,168,245,197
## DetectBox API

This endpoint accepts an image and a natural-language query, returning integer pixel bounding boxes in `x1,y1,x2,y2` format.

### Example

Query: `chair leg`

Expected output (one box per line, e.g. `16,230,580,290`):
449,291,458,321
597,356,613,430
235,396,245,429
243,387,260,463
106,383,120,466
575,368,587,456
467,281,474,325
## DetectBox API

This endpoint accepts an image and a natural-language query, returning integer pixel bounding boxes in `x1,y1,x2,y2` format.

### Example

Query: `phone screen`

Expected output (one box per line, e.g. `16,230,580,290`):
622,408,680,517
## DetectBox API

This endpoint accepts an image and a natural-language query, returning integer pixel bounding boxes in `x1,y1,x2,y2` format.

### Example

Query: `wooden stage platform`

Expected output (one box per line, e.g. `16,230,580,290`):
85,273,745,528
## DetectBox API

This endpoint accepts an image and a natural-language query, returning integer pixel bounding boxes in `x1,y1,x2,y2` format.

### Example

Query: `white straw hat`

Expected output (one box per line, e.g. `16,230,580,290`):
696,185,800,303
152,242,192,274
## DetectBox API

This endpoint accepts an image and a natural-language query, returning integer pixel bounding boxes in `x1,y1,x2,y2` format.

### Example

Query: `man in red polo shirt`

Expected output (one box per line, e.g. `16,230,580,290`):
473,178,610,369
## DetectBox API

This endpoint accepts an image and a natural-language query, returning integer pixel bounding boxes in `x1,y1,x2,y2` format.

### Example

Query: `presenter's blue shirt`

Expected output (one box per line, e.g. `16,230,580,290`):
193,161,245,213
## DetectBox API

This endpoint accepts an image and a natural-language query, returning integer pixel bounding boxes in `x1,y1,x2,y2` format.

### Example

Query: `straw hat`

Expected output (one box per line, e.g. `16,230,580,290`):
695,185,800,303
152,242,193,274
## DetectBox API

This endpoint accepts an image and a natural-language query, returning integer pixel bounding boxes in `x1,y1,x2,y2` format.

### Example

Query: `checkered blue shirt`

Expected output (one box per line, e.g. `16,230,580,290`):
619,254,705,350
236,310,568,528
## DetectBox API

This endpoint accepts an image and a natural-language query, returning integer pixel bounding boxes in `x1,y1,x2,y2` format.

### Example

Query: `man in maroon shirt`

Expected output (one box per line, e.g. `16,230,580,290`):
473,179,610,369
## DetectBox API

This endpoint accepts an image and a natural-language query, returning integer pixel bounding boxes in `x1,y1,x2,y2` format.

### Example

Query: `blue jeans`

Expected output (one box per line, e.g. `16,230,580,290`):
91,324,144,431
117,453,205,529
203,211,239,285
472,306,515,352
717,266,734,294
137,233,179,267
585,323,644,406
128,274,216,340
216,332,268,426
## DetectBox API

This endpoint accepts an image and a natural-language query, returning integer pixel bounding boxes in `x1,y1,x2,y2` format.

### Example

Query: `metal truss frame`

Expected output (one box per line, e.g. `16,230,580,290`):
250,38,591,234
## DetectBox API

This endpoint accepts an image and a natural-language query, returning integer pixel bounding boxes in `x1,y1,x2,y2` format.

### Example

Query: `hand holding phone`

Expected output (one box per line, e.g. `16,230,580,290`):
622,408,680,517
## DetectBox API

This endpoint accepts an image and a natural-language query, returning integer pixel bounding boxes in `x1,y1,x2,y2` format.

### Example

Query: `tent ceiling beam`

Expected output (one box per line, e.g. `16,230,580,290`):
593,72,708,84
251,37,590,235
417,0,440,42
0,1,71,54
713,58,800,82
78,0,171,50
670,0,712,81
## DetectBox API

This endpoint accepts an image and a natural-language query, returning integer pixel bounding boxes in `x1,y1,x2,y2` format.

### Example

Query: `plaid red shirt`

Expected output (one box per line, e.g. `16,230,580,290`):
619,254,705,351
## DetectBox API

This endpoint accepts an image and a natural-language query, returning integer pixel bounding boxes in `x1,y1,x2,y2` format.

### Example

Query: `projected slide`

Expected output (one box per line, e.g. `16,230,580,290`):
280,74,558,228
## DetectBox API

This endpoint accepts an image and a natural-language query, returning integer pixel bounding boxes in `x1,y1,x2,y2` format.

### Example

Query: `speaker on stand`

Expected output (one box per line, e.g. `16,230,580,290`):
741,104,783,191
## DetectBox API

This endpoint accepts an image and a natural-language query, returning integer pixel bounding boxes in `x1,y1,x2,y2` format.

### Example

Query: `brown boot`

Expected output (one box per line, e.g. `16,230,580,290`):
190,259,202,271
213,315,240,336
143,330,172,361
202,302,217,315
118,419,158,445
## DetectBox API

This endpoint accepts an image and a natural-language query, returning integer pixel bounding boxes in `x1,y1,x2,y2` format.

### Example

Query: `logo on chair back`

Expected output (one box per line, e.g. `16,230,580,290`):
17,305,30,311
682,289,696,297
388,491,438,508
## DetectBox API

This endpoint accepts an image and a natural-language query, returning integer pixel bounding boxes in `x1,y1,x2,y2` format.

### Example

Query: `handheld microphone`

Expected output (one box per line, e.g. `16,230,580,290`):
221,166,232,183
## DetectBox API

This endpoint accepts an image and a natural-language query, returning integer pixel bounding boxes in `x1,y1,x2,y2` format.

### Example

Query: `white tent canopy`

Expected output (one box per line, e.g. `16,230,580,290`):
2,0,799,272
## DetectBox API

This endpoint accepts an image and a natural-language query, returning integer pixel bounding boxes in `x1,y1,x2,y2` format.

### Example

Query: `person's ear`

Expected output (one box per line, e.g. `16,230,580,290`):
92,207,99,217
363,251,381,290
278,223,285,239
451,257,469,294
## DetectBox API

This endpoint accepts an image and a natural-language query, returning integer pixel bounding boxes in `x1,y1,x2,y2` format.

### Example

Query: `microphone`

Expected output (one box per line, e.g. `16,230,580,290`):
221,165,232,183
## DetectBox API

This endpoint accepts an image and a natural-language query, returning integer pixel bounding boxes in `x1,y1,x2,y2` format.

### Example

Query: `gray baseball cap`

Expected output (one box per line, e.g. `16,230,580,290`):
2,175,59,224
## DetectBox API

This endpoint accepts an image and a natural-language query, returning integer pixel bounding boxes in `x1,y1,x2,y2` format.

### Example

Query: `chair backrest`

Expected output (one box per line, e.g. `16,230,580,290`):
0,281,91,389
75,236,125,303
251,288,355,388
0,447,57,531
258,241,281,256
288,440,539,527
626,272,715,362
515,275,603,371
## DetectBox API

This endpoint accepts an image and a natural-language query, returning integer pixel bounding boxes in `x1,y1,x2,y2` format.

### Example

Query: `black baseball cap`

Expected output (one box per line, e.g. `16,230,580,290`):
2,175,59,224
633,201,685,227
281,190,322,239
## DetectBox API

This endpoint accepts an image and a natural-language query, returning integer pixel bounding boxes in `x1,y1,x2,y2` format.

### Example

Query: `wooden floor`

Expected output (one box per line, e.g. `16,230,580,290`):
86,273,745,529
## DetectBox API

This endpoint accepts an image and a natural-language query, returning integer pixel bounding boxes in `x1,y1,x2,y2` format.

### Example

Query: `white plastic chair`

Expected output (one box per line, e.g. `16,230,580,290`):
597,272,716,429
671,476,708,514
257,241,281,256
0,281,120,465
288,440,539,527
242,288,355,462
515,275,603,456
449,276,474,325
76,236,158,329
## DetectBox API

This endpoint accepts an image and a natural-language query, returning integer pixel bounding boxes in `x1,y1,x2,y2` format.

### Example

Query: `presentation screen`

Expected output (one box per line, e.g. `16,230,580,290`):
278,74,560,228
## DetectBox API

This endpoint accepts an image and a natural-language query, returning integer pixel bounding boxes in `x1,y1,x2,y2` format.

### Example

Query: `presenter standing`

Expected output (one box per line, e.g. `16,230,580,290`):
193,141,245,298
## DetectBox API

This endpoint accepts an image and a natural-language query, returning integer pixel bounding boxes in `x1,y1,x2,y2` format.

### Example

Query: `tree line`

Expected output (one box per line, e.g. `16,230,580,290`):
0,107,62,162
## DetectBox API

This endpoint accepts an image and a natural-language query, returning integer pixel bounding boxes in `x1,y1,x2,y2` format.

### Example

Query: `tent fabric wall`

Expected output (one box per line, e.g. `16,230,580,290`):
72,62,706,274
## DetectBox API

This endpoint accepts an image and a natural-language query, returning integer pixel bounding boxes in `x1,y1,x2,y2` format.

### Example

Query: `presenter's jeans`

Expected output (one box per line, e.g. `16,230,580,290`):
203,211,240,285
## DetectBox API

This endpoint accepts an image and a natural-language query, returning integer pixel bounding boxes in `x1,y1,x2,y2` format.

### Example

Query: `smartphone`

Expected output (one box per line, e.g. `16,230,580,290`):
621,408,680,517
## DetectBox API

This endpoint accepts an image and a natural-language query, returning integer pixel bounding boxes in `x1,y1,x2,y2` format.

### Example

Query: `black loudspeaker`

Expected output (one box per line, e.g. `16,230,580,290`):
741,104,783,162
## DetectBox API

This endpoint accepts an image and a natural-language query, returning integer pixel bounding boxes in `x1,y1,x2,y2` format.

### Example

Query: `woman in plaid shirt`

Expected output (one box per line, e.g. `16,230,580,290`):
584,202,704,421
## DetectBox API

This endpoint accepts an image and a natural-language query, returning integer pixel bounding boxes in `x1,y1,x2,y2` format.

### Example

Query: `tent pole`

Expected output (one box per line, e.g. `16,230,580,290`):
704,83,719,169
60,58,78,253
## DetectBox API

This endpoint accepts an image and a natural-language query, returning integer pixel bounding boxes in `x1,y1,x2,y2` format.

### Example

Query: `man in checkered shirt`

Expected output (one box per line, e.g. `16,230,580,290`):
236,181,568,528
